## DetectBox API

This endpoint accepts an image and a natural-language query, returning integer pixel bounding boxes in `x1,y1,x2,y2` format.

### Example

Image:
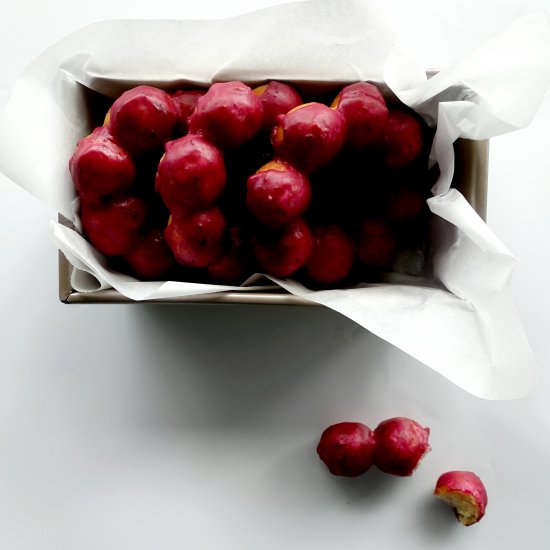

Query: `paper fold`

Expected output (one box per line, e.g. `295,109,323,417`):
1,0,549,399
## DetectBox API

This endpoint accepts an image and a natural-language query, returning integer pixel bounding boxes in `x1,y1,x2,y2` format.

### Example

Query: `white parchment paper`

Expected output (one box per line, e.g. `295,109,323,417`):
1,0,550,399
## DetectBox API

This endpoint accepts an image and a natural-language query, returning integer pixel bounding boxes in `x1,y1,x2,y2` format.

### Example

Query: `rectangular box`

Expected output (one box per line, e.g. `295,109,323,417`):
59,126,489,304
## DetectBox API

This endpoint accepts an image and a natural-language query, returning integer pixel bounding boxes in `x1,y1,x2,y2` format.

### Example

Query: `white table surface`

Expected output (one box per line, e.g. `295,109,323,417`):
2,1,550,548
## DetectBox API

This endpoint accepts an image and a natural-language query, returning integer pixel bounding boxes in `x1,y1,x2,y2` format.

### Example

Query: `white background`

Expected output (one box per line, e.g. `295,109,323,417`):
1,1,550,548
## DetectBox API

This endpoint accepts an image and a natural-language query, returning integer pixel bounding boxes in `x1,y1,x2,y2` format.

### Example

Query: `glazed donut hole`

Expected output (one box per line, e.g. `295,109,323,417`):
69,126,136,204
80,195,148,258
155,134,227,212
105,85,180,157
253,81,304,133
188,81,263,149
245,160,311,230
164,207,227,268
270,102,346,174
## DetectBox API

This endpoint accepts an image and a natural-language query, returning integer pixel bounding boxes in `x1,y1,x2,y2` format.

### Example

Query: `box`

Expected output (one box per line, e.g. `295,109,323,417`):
58,110,489,304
